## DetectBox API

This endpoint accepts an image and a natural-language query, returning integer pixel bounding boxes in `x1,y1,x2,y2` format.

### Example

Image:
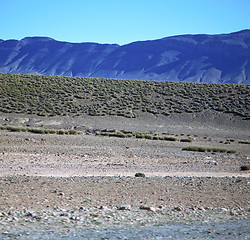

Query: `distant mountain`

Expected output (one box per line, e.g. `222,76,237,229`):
0,30,249,84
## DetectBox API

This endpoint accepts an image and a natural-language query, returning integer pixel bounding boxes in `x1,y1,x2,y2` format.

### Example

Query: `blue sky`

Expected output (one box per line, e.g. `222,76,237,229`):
1,0,250,45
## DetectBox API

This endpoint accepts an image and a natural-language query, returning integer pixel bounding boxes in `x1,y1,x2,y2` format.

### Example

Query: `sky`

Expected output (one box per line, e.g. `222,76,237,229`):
1,0,250,45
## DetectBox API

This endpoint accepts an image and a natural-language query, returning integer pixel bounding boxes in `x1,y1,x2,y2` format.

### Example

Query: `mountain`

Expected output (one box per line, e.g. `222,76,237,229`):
0,30,249,84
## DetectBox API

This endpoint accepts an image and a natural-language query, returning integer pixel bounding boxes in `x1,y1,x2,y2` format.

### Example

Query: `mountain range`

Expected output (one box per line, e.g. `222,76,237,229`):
0,30,249,84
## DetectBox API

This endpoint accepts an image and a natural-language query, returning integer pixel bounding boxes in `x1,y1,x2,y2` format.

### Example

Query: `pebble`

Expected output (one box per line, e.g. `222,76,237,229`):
79,206,87,211
117,205,131,210
197,206,206,211
173,206,183,212
99,206,110,210
220,208,228,212
139,206,156,212
0,205,249,238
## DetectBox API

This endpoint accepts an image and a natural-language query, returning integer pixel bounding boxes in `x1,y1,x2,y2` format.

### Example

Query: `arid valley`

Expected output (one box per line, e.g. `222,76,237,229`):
0,111,249,239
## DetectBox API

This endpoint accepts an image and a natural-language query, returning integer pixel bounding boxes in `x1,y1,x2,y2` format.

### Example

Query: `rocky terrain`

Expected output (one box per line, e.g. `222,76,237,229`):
1,30,250,84
0,112,249,239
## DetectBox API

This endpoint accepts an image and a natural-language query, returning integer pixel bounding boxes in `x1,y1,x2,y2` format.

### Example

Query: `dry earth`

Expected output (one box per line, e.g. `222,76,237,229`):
0,111,249,239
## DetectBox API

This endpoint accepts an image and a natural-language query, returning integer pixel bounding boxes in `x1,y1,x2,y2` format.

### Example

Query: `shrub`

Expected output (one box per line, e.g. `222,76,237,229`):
227,150,236,154
164,136,179,141
58,129,66,135
0,125,83,136
239,140,250,144
7,126,27,132
180,138,193,143
153,136,160,140
126,133,133,138
144,134,153,140
212,148,227,153
182,146,236,154
48,129,57,134
113,132,126,138
135,133,145,139
68,129,82,135
28,128,45,134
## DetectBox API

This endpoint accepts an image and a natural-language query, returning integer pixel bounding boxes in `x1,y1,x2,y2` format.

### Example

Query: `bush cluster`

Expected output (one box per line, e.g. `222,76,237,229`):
182,146,236,154
96,129,182,142
0,125,82,135
238,140,250,144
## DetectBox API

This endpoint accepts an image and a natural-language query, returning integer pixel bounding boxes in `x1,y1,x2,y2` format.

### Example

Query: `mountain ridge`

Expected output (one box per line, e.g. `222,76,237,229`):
0,30,249,84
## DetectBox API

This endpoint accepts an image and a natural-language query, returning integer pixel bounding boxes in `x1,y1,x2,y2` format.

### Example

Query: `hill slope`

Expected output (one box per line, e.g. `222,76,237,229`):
0,73,249,119
0,30,250,84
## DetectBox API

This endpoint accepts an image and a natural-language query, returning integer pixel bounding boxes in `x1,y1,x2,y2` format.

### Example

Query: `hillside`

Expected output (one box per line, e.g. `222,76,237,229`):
0,73,249,119
0,30,250,84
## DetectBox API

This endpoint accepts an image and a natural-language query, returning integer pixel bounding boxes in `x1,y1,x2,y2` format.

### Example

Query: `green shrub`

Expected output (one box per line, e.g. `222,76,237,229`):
212,148,227,153
48,129,57,134
113,132,126,138
58,129,66,135
163,136,179,141
68,129,82,135
28,128,45,134
239,140,250,144
227,150,236,154
0,125,83,136
7,126,27,132
144,134,153,140
180,138,193,143
182,146,236,154
153,136,160,140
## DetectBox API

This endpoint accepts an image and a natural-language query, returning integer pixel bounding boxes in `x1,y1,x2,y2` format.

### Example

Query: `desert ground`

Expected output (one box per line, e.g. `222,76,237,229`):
0,111,249,239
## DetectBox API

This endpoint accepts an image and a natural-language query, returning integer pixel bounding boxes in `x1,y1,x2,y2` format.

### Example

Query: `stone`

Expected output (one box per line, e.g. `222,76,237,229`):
99,206,109,210
139,206,156,212
79,206,86,211
230,209,236,216
173,206,183,212
220,208,228,212
117,205,131,210
198,206,206,211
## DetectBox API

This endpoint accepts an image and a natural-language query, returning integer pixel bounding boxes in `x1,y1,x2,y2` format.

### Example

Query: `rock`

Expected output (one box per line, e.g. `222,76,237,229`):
173,206,183,212
220,208,228,212
79,206,86,211
99,206,109,210
117,205,131,210
230,209,236,216
135,173,145,177
198,206,206,211
26,212,34,217
0,212,6,217
139,206,156,212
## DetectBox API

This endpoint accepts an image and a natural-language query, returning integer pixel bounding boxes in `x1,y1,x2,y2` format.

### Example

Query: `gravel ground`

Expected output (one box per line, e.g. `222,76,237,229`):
0,113,249,239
